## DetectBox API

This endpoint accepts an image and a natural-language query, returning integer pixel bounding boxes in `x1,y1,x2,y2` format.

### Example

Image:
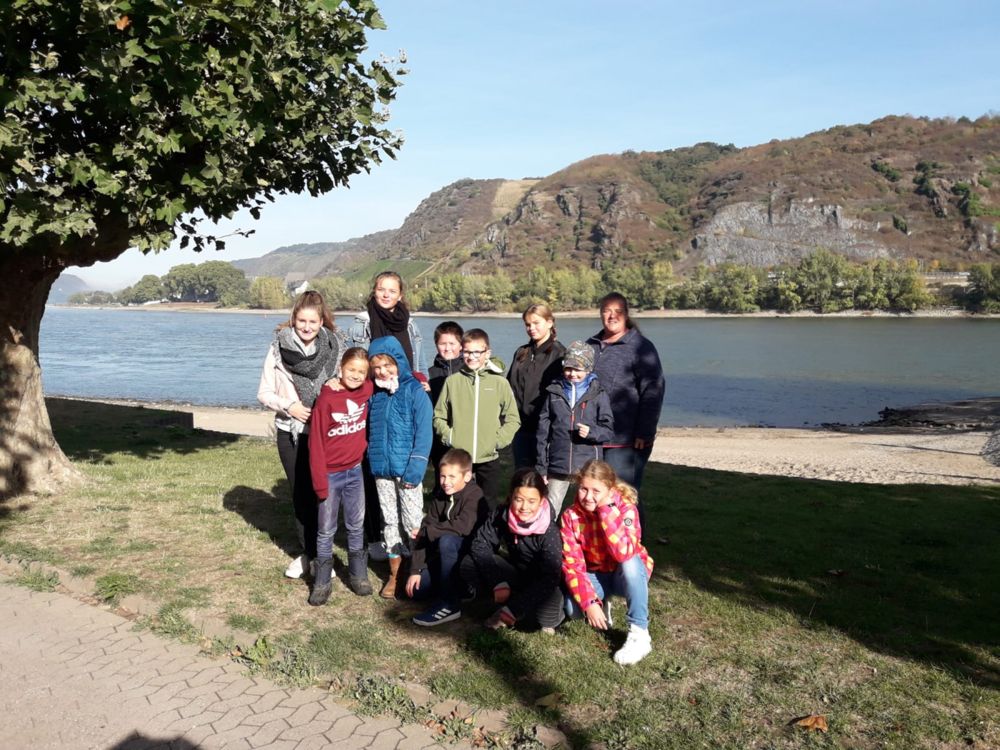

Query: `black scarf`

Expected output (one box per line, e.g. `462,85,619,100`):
277,326,340,409
367,298,414,369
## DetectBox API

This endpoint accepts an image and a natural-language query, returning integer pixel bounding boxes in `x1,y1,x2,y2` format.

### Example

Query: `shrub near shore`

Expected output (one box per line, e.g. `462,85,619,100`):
2,399,997,748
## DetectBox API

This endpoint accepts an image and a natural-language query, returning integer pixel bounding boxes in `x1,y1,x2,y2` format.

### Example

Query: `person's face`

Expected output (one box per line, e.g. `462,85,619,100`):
576,476,612,513
374,277,402,310
439,463,472,495
563,366,587,383
371,358,399,381
510,486,544,522
462,341,491,370
436,333,462,360
601,302,627,339
340,359,369,390
293,308,322,345
524,313,553,344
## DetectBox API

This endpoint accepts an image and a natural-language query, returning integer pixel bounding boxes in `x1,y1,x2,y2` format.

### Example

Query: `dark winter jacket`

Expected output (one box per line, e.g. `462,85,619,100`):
535,376,614,477
428,353,463,407
586,327,665,445
366,337,433,486
469,504,563,622
507,338,566,430
410,481,488,575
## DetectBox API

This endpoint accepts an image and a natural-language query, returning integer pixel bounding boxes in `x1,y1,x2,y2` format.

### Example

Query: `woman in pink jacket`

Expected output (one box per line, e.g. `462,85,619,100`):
258,291,343,580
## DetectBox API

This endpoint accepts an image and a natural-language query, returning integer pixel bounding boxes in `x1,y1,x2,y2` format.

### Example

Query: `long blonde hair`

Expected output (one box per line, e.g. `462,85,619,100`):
577,459,638,505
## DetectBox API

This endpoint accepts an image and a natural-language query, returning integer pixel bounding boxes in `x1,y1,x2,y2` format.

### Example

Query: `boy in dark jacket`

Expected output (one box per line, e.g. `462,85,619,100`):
427,321,464,469
536,340,615,512
408,449,488,626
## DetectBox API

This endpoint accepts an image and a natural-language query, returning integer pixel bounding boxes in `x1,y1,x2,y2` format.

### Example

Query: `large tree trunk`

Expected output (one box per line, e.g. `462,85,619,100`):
0,253,82,499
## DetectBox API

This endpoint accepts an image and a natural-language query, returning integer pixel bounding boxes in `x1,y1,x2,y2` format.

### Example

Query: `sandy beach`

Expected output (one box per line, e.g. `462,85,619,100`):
75,397,1000,487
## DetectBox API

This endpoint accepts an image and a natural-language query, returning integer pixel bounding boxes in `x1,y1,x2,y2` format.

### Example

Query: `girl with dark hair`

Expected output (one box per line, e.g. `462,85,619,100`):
258,290,343,579
347,271,424,373
461,468,564,632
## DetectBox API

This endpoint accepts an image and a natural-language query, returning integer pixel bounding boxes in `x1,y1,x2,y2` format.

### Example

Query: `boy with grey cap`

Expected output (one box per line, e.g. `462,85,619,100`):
535,340,615,511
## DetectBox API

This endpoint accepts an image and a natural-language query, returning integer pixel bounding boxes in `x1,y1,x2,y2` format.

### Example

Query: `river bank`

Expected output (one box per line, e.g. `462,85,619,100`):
50,302,998,319
48,396,1000,487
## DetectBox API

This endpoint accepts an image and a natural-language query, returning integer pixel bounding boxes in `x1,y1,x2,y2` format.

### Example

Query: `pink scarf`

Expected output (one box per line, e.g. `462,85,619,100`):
508,500,552,537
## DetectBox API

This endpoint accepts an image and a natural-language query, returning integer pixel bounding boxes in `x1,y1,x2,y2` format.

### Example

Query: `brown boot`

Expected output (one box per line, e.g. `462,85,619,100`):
381,555,401,599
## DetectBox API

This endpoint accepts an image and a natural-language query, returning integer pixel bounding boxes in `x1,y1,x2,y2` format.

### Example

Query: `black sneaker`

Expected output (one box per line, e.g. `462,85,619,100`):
412,603,461,627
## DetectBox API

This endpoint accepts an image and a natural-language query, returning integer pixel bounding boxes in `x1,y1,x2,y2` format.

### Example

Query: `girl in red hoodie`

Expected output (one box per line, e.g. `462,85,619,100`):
308,347,375,605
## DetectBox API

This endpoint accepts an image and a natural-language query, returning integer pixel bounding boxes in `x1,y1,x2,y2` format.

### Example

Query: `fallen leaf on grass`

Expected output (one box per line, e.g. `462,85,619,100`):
534,692,562,707
826,569,846,577
790,714,828,732
115,15,131,30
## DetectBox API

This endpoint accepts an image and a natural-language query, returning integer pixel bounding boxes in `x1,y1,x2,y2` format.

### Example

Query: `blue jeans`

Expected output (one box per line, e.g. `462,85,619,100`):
316,464,365,559
413,533,465,607
563,554,649,629
603,445,653,530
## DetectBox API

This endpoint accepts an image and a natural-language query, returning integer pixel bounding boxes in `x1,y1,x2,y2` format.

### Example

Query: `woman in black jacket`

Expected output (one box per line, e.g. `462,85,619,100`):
507,303,565,469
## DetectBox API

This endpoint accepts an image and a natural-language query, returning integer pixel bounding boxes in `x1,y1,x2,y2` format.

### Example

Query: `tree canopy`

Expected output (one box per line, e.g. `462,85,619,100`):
0,0,403,498
1,0,403,261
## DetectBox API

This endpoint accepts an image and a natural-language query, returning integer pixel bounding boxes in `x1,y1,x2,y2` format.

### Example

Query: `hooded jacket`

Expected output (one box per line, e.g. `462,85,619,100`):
432,356,520,464
535,375,615,476
366,337,433,486
586,327,665,446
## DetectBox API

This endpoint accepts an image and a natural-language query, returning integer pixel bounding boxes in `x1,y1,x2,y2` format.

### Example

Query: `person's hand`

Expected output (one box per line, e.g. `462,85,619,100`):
405,574,421,598
493,583,511,604
288,402,311,422
409,527,420,539
633,437,648,450
584,602,608,630
325,378,344,392
485,607,512,630
421,380,431,393
577,423,590,439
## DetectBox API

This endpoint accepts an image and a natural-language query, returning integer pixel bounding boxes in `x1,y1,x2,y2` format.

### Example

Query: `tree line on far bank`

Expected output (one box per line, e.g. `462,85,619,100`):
69,251,1000,314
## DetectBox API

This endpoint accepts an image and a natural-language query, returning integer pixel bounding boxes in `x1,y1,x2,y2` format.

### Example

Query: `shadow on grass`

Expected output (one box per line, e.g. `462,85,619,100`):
47,397,240,462
222,483,299,557
647,462,1000,687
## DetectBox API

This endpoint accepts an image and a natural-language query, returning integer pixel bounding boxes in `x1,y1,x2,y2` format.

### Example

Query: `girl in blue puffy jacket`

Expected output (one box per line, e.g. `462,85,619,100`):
367,336,434,598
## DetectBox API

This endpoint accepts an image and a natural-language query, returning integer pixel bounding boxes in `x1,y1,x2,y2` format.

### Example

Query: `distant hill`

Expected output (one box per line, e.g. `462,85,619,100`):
231,114,1000,282
48,273,89,303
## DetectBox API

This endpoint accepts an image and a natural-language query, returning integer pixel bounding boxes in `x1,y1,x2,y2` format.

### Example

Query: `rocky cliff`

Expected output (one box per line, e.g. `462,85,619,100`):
235,114,1000,281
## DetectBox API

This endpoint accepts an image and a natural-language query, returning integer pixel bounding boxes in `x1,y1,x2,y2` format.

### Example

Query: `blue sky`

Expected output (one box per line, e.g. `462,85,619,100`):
74,0,1000,289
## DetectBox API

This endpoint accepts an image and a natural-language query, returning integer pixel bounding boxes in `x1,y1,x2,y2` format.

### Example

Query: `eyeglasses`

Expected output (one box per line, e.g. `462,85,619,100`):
462,349,487,359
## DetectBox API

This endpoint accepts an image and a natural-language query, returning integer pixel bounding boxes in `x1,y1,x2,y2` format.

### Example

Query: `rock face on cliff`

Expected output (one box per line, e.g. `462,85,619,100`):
235,115,1000,281
693,194,889,267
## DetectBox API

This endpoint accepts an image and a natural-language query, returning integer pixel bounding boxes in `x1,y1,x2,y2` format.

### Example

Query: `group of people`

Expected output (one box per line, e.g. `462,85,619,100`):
258,272,665,665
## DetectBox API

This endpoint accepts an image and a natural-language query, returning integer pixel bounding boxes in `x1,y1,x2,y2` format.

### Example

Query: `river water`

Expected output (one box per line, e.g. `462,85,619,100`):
39,307,999,428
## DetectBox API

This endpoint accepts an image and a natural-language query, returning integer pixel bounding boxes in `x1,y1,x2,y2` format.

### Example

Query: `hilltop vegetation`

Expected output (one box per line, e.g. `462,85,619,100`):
235,114,999,287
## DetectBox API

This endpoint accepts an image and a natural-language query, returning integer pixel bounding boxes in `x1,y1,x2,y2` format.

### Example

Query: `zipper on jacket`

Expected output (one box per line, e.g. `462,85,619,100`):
472,370,480,460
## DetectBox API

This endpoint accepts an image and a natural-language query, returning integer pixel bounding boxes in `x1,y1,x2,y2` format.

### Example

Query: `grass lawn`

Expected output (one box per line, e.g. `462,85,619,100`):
1,399,998,749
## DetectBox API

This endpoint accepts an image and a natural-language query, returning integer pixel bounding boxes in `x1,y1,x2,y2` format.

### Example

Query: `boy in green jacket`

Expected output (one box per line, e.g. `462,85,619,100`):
433,328,520,509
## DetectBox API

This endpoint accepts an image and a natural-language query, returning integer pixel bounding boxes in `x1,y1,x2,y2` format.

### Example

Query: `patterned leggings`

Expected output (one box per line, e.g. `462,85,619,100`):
374,477,424,556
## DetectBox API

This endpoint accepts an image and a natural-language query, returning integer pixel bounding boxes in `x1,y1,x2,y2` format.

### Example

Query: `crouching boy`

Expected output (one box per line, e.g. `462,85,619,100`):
407,449,488,626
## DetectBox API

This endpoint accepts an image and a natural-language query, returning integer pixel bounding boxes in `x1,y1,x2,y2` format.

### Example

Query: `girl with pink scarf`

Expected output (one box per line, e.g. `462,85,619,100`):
460,468,564,632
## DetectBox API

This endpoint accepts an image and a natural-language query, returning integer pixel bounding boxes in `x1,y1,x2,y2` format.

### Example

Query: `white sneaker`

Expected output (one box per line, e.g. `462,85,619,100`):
602,599,613,627
614,624,652,665
284,554,310,579
368,541,389,562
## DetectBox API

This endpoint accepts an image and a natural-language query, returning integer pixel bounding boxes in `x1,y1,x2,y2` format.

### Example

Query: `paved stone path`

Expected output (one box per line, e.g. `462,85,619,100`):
1,581,453,749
